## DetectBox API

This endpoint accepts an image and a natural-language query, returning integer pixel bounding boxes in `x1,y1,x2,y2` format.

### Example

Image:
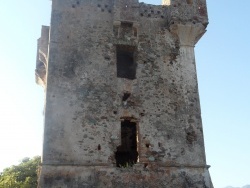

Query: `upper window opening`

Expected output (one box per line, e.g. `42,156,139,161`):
186,0,193,4
116,46,137,80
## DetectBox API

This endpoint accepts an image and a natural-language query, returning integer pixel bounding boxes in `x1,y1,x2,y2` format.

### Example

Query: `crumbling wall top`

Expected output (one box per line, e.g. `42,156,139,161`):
35,25,49,88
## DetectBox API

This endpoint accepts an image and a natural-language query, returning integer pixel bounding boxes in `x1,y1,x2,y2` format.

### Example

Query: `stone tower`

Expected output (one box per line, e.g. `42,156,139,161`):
36,0,213,187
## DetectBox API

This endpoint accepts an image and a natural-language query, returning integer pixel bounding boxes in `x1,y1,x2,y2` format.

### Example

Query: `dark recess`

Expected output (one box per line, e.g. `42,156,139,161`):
116,46,136,80
115,120,138,167
122,93,131,101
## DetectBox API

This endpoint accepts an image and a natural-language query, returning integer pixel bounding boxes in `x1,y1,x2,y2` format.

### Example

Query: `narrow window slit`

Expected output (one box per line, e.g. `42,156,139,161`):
98,144,101,150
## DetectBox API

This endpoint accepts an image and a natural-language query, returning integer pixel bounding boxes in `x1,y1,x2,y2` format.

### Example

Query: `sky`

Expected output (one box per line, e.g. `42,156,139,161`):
0,0,249,188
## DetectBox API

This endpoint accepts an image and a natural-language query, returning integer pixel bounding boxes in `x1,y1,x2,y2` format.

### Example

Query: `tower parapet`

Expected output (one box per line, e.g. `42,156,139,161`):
179,1,206,24
162,0,208,27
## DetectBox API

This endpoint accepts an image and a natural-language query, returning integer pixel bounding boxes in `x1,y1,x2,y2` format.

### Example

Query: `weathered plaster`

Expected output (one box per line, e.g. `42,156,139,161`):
36,0,212,187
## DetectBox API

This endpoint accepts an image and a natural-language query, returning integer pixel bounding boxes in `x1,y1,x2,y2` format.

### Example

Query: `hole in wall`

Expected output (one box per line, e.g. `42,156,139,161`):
98,144,101,150
145,143,150,148
115,120,138,167
122,93,131,102
140,113,145,116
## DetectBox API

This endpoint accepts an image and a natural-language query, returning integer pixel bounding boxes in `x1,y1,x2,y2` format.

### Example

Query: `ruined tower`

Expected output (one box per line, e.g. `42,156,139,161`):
36,0,213,187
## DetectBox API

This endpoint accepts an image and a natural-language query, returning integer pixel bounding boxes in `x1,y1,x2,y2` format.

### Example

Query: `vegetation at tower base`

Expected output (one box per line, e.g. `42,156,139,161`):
0,156,40,188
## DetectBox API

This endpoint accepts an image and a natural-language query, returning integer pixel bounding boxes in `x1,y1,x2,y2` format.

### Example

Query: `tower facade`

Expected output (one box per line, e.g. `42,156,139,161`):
36,0,213,187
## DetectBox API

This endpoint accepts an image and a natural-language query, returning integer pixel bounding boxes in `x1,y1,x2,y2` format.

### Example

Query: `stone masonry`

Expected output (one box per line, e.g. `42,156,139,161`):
36,0,213,187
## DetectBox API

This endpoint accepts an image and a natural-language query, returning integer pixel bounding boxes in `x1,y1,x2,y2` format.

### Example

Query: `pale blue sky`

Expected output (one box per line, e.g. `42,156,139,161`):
0,1,249,188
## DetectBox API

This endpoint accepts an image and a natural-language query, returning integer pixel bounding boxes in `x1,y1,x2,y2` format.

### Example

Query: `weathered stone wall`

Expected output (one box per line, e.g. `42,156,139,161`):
36,25,49,87
37,0,212,187
39,166,212,188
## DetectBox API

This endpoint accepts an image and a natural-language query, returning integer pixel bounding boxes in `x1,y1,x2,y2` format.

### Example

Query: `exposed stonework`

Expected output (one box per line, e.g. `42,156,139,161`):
36,0,212,187
36,25,49,87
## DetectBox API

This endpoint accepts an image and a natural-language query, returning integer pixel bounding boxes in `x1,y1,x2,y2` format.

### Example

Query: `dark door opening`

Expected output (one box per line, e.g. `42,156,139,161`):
115,120,138,167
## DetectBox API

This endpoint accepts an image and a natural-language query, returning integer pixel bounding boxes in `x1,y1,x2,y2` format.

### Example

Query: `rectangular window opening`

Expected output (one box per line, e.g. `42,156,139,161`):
115,120,138,167
116,46,137,80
